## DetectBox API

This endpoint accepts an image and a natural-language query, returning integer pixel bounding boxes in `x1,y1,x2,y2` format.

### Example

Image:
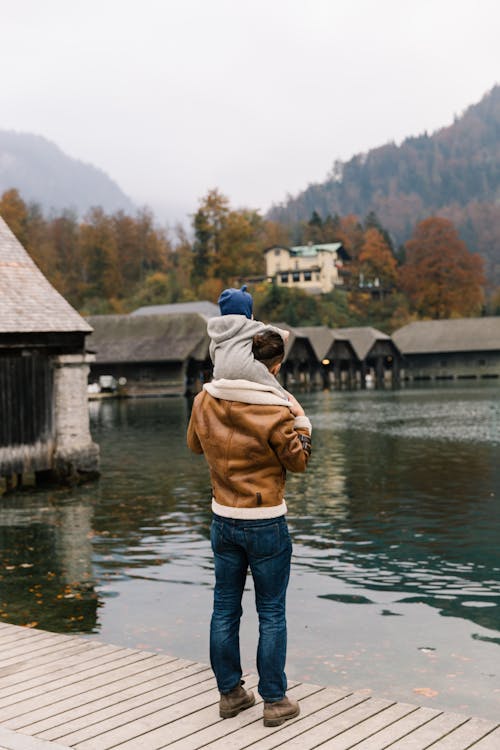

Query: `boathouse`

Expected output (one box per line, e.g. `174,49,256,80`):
393,317,500,380
295,326,359,388
0,216,99,491
86,313,212,396
335,326,402,387
268,323,319,387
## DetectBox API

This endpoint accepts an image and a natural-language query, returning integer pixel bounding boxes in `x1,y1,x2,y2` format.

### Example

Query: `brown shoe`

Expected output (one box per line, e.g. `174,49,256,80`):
219,681,256,718
263,695,300,727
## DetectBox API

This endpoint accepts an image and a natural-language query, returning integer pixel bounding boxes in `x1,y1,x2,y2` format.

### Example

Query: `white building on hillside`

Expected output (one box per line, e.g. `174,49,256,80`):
264,242,350,294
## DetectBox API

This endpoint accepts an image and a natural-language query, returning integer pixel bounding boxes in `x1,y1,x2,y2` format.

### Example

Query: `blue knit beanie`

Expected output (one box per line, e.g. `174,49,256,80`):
218,285,253,318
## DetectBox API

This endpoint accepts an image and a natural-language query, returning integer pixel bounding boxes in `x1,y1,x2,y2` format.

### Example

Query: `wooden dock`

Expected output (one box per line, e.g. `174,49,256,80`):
0,621,497,750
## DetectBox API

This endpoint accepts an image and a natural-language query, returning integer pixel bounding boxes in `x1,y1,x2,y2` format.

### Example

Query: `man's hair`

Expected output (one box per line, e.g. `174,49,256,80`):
252,330,285,370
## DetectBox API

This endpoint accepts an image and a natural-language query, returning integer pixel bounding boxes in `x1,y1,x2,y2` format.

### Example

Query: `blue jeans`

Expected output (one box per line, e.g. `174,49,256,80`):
210,514,292,702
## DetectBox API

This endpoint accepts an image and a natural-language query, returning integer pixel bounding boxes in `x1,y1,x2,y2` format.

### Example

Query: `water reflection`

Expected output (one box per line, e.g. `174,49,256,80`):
1,386,499,718
287,388,500,633
0,495,98,631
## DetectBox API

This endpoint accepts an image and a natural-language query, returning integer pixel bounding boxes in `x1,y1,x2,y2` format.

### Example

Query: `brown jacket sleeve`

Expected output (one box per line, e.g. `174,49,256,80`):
269,413,311,473
186,395,204,455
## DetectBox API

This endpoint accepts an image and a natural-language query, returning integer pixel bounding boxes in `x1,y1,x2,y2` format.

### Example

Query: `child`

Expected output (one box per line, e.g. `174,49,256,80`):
206,285,289,397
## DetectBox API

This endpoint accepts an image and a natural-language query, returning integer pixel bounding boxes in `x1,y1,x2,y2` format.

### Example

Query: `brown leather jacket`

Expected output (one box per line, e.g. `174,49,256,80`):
187,390,311,510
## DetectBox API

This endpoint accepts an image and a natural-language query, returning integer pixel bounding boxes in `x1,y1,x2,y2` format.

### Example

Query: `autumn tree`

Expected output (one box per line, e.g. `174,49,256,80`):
399,217,485,318
358,227,398,288
79,208,122,307
0,188,29,246
191,189,230,287
190,189,269,295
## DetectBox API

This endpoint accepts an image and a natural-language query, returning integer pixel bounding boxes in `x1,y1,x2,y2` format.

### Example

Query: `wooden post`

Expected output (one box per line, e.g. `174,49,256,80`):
360,362,367,389
392,356,401,387
334,360,341,389
375,355,385,388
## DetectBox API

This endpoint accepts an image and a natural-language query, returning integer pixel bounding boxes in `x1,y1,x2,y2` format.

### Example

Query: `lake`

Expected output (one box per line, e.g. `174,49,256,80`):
0,384,499,720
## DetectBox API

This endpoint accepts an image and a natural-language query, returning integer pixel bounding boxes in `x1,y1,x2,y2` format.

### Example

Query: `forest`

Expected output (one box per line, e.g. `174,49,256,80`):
268,85,500,288
0,186,496,333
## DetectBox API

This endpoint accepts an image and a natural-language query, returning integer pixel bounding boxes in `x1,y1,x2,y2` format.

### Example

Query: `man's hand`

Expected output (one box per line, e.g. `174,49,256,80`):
285,391,305,417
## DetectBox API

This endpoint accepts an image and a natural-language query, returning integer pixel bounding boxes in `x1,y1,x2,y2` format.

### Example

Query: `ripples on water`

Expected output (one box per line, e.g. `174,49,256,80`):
0,384,499,719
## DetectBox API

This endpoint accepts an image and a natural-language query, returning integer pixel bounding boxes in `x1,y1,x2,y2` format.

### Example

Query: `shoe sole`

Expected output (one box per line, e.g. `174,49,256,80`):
220,696,256,719
263,706,300,727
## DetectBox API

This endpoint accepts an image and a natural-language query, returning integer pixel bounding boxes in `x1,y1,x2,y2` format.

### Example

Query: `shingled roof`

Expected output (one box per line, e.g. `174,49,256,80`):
393,318,500,354
86,313,210,363
0,215,91,334
131,301,220,319
334,326,394,360
294,325,356,361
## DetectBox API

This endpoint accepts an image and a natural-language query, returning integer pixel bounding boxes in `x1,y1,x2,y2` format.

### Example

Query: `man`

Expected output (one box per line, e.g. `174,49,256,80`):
187,330,312,727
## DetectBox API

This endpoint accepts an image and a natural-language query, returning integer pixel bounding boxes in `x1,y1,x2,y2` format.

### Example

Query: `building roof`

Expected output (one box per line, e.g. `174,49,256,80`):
86,313,210,364
270,322,319,364
131,301,220,319
393,317,500,354
0,216,91,334
294,326,352,360
334,326,393,360
290,242,343,258
265,242,350,261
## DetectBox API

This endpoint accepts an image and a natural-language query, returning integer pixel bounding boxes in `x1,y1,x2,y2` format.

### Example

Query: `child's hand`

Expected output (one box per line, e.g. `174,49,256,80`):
284,391,305,417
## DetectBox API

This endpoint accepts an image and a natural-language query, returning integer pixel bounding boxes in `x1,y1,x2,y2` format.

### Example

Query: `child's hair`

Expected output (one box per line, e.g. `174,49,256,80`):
252,330,285,370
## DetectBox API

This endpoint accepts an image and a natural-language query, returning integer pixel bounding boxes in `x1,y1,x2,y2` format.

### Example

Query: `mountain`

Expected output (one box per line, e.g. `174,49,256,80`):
268,85,500,286
0,130,135,216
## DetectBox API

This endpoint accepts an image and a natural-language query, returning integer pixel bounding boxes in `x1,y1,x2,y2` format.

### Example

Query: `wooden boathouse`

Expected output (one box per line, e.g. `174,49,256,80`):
393,317,500,381
86,313,212,397
0,216,99,492
335,327,402,387
295,326,358,388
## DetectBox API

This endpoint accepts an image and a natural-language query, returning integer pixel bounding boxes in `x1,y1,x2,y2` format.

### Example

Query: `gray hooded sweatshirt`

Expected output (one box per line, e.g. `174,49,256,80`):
207,315,289,397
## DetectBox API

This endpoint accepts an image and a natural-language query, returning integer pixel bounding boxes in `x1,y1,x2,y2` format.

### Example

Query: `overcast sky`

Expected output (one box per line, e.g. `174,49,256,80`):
1,0,499,225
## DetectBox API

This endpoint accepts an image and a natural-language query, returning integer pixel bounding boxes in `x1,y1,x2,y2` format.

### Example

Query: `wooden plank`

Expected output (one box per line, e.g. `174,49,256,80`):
429,718,500,749
385,712,474,749
0,652,162,724
49,672,219,745
27,663,211,737
0,642,172,693
467,726,500,748
345,707,443,749
0,636,83,670
0,628,57,645
313,702,420,750
245,697,395,750
0,644,124,696
71,676,260,750
0,627,71,648
165,687,356,750
0,726,70,750
0,633,76,663
99,683,321,750
0,648,144,708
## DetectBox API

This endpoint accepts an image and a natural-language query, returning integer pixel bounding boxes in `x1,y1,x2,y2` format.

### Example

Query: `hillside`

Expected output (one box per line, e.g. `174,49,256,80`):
268,85,500,286
0,130,135,216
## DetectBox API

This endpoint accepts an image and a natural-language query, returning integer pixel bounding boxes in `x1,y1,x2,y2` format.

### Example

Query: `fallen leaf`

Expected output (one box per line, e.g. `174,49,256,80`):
414,687,439,698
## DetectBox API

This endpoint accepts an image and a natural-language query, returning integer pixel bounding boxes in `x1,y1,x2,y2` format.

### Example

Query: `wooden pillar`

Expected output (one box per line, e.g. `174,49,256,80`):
334,360,341,389
392,357,401,387
347,360,356,389
360,362,367,389
375,355,385,388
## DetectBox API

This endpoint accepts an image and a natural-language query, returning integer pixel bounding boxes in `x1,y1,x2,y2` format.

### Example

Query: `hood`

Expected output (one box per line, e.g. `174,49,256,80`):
207,315,262,343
